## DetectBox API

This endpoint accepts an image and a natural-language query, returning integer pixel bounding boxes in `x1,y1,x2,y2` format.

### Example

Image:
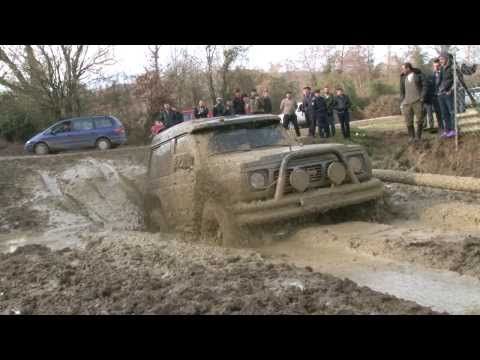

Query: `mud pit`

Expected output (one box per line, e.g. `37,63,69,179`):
1,149,480,314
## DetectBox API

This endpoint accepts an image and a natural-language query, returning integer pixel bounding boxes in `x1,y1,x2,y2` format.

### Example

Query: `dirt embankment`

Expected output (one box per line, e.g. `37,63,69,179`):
0,231,438,315
369,132,480,178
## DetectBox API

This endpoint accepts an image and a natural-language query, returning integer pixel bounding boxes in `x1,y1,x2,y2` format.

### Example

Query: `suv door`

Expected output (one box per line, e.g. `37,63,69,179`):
71,117,96,148
167,134,197,230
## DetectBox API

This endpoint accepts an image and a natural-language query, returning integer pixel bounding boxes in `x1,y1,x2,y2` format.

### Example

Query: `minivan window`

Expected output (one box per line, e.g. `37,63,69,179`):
73,118,94,131
95,117,113,128
51,121,72,134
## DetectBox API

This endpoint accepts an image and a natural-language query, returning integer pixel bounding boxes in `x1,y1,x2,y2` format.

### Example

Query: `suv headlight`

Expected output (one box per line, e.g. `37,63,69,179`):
249,170,268,190
348,155,365,174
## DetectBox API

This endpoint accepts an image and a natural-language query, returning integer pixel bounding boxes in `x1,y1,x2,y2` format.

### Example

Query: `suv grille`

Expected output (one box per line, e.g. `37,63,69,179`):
273,162,329,193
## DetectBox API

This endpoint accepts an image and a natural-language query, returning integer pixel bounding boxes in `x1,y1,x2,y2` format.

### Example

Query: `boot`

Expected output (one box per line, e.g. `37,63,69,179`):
407,125,415,144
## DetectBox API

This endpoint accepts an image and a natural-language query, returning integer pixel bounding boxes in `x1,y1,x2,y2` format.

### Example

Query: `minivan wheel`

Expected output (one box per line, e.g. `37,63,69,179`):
34,143,49,155
200,200,245,247
96,138,111,151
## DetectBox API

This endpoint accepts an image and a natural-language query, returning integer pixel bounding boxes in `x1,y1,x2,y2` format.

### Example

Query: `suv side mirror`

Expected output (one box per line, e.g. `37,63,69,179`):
174,153,194,171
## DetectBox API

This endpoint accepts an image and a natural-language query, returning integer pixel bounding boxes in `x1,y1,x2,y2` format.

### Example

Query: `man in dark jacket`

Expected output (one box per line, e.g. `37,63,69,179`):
310,90,329,138
171,106,184,126
400,62,428,143
302,86,314,129
213,97,225,117
425,59,444,131
232,89,245,115
262,89,273,113
438,52,456,138
159,103,178,129
333,88,352,139
224,100,234,116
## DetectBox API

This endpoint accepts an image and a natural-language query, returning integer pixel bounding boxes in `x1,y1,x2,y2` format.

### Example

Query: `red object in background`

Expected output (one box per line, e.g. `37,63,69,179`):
151,122,165,135
182,108,194,121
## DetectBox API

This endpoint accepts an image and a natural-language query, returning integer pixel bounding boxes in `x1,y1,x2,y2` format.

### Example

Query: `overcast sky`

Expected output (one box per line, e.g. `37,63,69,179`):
106,45,413,78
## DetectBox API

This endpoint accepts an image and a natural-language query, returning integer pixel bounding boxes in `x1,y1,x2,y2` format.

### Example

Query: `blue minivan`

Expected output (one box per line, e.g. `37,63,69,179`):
24,115,127,155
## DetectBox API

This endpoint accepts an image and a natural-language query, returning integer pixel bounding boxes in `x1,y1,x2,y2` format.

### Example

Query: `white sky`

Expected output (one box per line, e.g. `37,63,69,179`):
107,45,412,78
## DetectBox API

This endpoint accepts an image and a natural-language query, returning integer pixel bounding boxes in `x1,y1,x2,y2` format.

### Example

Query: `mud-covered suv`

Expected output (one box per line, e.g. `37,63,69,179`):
145,115,383,246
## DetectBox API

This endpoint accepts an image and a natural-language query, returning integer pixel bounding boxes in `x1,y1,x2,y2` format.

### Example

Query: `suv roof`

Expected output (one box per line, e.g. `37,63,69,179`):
151,114,281,147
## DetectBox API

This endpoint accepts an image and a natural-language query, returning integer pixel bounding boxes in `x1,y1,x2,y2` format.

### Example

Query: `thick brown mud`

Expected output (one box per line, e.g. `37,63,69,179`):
2,148,480,314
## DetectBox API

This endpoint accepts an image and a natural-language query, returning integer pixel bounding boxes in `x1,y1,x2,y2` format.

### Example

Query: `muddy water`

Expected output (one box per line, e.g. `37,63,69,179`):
259,226,480,315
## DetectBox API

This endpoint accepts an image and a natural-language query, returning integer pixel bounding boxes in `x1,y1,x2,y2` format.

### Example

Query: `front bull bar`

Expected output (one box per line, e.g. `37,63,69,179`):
273,146,360,201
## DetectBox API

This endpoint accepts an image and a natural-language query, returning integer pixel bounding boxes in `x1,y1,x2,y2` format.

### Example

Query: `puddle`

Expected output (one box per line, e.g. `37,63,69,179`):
260,235,480,315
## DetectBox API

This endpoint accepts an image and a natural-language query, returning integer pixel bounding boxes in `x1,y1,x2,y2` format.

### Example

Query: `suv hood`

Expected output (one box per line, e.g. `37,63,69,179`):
208,143,362,168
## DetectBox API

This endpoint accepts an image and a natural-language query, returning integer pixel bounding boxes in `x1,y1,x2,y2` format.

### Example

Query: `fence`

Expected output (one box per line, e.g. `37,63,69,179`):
452,47,480,150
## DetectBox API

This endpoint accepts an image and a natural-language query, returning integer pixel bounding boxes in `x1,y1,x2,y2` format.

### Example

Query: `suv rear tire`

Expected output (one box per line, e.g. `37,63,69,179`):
34,143,49,155
96,138,111,151
200,200,245,247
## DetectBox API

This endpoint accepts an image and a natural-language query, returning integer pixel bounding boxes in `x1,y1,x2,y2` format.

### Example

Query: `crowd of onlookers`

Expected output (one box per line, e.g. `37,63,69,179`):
400,51,458,143
150,86,354,140
150,51,465,144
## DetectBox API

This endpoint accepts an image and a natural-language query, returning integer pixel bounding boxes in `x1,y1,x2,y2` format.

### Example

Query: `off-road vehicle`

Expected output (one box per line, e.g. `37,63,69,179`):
145,115,383,246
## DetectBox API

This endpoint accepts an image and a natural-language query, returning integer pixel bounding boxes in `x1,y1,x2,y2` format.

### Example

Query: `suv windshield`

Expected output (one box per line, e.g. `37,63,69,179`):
207,123,292,155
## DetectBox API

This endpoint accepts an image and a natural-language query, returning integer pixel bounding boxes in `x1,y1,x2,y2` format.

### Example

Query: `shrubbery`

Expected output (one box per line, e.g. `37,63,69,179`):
363,95,401,119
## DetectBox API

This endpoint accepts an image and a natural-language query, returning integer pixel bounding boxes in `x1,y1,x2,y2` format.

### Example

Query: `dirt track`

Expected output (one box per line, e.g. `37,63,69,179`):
1,146,480,314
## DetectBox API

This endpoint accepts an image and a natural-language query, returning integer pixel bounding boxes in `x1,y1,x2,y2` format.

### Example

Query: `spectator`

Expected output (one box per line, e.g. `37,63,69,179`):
438,52,456,138
213,97,225,117
302,86,314,129
150,120,165,137
250,89,265,114
262,89,273,113
243,93,251,114
159,103,177,129
399,62,427,143
224,100,234,116
425,59,444,131
312,89,329,138
280,91,300,137
322,86,336,136
194,100,209,119
171,106,184,125
232,89,246,115
333,88,352,139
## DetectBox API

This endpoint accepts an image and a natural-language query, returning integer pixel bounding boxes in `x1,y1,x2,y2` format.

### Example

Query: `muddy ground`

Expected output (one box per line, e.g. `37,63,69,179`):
1,143,480,314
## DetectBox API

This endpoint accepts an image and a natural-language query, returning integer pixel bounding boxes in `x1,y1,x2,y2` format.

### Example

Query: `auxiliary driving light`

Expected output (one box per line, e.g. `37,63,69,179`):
290,169,310,192
327,162,346,185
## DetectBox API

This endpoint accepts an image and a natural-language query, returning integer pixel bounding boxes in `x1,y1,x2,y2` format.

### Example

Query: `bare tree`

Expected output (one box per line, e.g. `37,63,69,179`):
205,45,217,105
0,45,114,119
147,45,162,75
219,45,249,99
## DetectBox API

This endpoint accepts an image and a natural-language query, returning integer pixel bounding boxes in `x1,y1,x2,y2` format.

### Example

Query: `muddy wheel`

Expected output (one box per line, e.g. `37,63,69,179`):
200,200,244,247
96,138,111,151
34,143,49,155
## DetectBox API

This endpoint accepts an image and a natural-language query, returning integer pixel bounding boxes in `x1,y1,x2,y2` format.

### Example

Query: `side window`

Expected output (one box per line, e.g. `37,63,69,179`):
95,117,113,129
151,140,173,178
52,121,71,134
72,118,94,131
174,135,190,154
